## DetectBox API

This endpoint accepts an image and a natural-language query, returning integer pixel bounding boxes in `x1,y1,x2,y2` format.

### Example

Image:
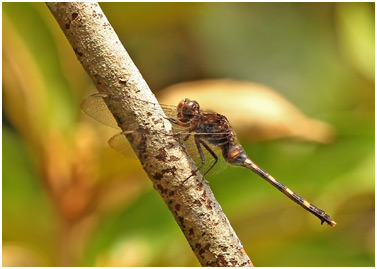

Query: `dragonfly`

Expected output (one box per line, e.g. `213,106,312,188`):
81,92,337,227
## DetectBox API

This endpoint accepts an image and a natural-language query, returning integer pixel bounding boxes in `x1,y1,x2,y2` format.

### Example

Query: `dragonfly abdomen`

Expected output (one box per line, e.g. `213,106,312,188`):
223,143,250,166
242,158,336,226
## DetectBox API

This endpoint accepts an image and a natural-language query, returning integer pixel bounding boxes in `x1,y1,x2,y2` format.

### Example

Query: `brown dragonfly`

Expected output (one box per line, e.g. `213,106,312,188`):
81,92,336,227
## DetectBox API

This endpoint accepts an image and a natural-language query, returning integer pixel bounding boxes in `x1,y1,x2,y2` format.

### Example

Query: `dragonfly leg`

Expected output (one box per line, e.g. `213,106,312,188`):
183,133,191,141
165,117,191,127
182,136,218,184
181,136,205,184
197,139,218,177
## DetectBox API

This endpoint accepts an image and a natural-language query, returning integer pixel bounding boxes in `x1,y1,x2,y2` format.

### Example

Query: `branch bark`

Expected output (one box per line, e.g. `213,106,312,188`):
47,2,252,266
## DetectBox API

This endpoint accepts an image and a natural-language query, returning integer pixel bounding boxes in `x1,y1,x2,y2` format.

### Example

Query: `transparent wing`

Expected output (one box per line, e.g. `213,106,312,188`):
107,128,229,176
81,93,230,175
81,92,120,129
81,93,215,130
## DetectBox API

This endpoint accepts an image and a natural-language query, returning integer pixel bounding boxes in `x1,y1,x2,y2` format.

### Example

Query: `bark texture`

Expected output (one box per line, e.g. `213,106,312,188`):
47,2,252,266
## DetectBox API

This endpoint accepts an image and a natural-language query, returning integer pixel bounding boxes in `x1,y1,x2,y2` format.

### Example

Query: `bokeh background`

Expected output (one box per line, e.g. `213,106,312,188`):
3,2,374,266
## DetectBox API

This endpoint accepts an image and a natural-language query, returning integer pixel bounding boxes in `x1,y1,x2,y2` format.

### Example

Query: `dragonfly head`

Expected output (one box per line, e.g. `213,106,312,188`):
177,98,200,122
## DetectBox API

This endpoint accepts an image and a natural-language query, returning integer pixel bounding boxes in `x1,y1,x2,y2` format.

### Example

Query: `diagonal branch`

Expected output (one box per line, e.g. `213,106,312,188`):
47,2,252,266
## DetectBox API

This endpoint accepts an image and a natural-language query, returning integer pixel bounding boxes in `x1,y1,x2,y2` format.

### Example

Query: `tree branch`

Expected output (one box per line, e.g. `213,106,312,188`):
47,2,252,266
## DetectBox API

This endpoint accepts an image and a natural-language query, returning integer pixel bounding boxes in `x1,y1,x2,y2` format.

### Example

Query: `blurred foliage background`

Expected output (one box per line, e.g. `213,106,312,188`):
2,2,374,266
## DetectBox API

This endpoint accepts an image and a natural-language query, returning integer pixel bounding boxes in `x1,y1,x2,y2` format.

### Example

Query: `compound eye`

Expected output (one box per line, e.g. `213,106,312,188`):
189,100,199,110
184,105,193,114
